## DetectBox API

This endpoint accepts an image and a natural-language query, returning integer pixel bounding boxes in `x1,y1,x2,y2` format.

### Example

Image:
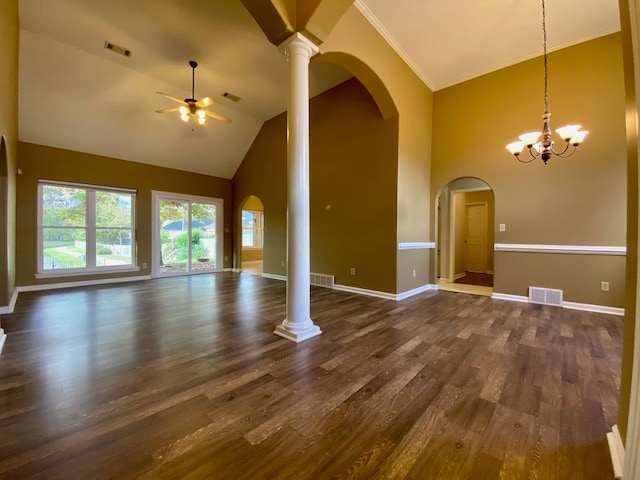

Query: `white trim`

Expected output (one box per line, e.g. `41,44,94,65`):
17,274,152,292
607,424,624,479
261,273,287,282
333,284,396,300
398,242,435,250
492,292,625,316
563,301,625,316
39,179,136,194
35,266,140,279
494,243,627,255
353,0,435,90
0,289,19,314
0,329,6,355
492,292,530,303
396,284,437,300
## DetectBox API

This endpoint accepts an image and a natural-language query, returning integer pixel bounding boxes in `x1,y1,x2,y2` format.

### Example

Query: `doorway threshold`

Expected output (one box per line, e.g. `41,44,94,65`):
438,281,492,296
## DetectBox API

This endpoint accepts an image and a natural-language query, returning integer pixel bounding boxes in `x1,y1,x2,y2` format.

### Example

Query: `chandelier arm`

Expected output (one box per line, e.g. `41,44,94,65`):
515,147,541,163
550,141,571,157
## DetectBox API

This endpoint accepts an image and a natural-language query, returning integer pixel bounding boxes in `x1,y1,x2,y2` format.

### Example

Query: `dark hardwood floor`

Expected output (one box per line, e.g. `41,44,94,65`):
0,273,622,479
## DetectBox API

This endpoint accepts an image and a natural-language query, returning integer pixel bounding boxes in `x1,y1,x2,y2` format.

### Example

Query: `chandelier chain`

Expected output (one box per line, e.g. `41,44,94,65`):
542,0,549,114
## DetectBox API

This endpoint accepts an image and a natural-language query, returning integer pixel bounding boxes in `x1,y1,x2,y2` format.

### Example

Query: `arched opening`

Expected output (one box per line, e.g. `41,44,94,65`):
238,195,264,275
436,177,495,296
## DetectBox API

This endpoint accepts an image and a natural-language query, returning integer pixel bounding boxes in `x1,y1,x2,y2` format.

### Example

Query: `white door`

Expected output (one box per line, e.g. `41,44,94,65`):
465,203,487,273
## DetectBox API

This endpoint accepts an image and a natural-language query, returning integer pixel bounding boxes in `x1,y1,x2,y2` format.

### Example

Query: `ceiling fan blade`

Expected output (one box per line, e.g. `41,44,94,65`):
196,97,213,108
156,92,187,105
204,109,232,123
155,107,181,114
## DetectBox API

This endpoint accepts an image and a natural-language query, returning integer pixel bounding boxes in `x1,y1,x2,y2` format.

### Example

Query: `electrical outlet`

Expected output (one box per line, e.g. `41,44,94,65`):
281,260,285,267
142,262,147,269
412,269,416,278
350,267,356,275
601,281,610,292
499,224,506,232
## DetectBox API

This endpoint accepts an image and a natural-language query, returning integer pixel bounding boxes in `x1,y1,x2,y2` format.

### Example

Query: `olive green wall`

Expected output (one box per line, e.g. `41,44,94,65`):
16,142,233,287
431,33,627,308
0,0,18,309
233,77,399,292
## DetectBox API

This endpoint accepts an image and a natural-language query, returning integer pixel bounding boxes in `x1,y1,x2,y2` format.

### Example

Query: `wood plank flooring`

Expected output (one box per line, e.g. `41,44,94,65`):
0,273,623,479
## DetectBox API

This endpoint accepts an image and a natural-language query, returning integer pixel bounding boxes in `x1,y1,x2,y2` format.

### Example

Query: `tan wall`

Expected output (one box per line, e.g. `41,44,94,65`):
0,0,18,308
16,142,233,286
431,33,627,307
233,78,399,291
320,5,433,293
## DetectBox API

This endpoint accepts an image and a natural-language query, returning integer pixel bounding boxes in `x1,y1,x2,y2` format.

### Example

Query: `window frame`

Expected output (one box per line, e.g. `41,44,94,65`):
37,180,139,278
241,209,264,249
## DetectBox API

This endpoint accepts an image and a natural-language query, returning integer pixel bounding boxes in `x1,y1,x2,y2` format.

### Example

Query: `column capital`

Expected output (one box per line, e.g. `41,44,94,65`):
278,32,320,58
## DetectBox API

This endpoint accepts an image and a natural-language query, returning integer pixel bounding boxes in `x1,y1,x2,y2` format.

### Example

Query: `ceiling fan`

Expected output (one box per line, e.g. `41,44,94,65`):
156,60,231,125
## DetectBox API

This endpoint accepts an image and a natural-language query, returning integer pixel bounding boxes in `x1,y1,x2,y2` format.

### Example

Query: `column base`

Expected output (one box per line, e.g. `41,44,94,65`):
274,321,322,343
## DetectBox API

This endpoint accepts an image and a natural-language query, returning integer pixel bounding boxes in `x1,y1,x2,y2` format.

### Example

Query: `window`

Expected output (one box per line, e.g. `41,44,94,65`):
39,182,136,276
242,210,264,247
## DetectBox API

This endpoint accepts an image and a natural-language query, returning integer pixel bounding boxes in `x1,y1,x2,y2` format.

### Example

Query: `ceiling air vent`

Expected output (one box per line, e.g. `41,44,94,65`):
104,41,132,58
222,92,241,102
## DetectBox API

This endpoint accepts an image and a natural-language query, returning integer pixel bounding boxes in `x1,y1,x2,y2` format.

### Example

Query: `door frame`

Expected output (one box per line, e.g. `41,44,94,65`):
151,190,224,278
448,186,491,282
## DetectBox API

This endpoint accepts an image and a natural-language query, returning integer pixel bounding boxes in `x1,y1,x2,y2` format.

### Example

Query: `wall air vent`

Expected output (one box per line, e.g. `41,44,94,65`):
222,92,241,102
104,41,132,57
310,273,334,289
529,287,563,306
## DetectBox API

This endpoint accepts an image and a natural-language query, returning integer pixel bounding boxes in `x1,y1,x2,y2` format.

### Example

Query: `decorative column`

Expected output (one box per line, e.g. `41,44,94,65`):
274,33,322,343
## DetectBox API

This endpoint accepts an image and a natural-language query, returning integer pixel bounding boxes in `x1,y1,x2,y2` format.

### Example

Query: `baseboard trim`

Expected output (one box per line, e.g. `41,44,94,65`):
333,284,396,300
261,273,287,282
492,292,625,315
396,284,438,301
453,272,466,281
0,289,19,315
492,293,530,303
563,301,625,316
607,424,624,479
0,329,6,355
17,275,152,293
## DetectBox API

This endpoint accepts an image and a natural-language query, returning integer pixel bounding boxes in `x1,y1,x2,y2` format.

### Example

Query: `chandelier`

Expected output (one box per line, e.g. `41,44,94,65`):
506,0,589,164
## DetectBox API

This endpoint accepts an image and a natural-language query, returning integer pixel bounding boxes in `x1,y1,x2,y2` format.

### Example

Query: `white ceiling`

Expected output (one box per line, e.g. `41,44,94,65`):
18,0,621,179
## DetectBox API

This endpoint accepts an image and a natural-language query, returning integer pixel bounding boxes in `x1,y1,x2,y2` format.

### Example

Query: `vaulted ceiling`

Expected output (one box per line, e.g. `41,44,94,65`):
17,0,620,179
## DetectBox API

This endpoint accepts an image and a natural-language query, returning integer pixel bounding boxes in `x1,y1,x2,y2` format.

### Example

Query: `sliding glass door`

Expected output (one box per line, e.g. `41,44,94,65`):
153,192,223,277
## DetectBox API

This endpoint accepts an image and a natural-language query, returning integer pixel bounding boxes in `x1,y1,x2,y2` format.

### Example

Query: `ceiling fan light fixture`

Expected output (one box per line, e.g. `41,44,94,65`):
196,109,206,119
180,114,189,122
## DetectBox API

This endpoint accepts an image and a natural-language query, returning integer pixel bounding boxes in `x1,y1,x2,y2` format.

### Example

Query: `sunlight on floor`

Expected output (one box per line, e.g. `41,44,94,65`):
438,281,493,296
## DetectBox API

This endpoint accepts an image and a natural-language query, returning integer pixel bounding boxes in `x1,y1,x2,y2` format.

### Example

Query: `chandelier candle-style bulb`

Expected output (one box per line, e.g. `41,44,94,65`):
505,0,589,164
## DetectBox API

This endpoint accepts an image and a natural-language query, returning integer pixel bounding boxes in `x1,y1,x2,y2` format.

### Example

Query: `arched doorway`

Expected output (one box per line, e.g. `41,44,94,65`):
436,177,495,296
239,196,264,275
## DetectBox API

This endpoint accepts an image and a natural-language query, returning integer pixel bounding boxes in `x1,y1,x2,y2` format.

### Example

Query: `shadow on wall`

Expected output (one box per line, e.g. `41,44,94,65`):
436,177,495,286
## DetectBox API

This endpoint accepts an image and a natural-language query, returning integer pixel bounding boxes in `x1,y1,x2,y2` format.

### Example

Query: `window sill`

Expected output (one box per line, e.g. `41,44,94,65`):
242,246,264,250
35,266,141,279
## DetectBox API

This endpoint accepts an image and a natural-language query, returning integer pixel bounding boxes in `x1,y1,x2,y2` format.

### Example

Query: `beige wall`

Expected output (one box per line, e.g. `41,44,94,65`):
16,142,233,286
431,33,627,308
0,0,18,308
233,78,399,291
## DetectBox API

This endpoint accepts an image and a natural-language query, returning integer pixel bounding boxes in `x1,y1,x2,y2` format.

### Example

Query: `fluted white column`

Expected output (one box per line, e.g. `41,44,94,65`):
274,33,321,343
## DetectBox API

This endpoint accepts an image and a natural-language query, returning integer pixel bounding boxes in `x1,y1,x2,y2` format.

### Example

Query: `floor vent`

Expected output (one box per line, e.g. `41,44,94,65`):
310,272,334,288
529,287,563,306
